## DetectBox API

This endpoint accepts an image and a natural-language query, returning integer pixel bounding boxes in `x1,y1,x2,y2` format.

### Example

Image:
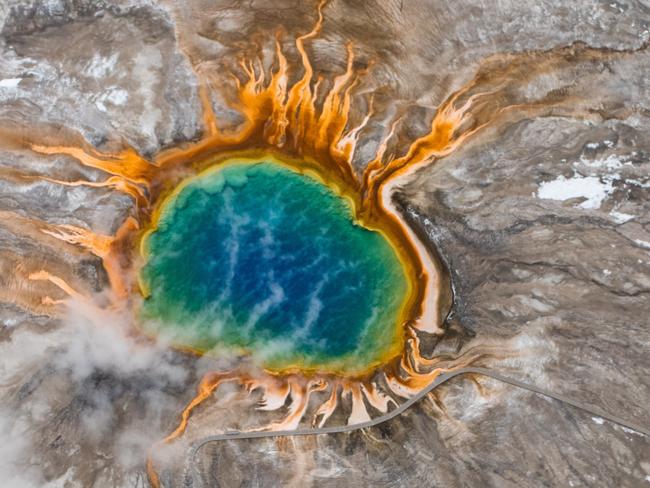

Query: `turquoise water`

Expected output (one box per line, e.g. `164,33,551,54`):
139,160,409,373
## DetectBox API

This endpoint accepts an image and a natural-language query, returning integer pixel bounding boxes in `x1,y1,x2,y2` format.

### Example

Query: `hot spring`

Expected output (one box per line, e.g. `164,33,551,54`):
138,158,410,374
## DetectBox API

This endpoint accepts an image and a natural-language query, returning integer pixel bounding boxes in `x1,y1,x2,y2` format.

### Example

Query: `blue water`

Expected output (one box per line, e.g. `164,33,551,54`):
139,160,409,373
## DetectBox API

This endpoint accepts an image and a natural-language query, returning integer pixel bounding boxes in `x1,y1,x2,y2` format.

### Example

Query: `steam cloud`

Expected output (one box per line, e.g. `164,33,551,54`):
0,297,200,486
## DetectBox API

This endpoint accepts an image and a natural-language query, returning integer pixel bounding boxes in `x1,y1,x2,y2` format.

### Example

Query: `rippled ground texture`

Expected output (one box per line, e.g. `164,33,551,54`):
0,1,649,487
141,161,407,372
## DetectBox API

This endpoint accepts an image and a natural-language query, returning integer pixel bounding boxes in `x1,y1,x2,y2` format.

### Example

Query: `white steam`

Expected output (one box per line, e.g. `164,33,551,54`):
0,297,197,486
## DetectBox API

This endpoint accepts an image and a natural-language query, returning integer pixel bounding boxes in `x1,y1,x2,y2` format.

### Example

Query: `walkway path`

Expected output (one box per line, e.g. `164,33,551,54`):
188,366,649,460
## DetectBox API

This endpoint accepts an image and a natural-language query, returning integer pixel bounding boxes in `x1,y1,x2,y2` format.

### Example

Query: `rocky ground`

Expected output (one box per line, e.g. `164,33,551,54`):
0,0,648,487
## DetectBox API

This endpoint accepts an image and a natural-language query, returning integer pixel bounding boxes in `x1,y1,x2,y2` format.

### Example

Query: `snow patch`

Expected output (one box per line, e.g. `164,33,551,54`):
576,153,629,171
585,140,614,150
85,53,119,78
537,152,644,210
634,239,650,250
610,211,635,223
537,175,613,209
106,88,128,105
95,88,129,112
0,78,21,88
627,178,650,189
619,425,646,437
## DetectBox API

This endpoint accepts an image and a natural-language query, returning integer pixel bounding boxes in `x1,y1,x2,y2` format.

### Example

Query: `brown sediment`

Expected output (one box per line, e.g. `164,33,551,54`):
40,217,139,299
30,143,155,185
0,261,76,314
313,385,339,427
361,380,396,414
27,270,86,302
0,211,97,315
41,176,149,209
